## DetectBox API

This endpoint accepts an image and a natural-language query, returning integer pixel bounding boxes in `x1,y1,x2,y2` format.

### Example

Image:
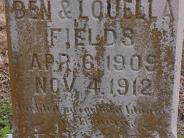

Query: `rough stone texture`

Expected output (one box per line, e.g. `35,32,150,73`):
5,0,184,138
178,45,184,136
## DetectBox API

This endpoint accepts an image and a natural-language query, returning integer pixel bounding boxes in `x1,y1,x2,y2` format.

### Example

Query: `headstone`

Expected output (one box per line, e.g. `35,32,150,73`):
5,0,184,137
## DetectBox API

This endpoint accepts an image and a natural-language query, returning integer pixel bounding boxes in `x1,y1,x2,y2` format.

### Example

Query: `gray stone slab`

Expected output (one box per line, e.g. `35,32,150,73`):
5,0,184,137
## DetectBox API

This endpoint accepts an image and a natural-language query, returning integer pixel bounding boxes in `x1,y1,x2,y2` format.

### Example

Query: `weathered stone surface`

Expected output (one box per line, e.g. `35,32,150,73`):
5,0,184,137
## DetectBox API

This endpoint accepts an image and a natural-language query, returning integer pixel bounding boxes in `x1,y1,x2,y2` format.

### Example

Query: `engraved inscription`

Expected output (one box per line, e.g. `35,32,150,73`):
6,0,181,137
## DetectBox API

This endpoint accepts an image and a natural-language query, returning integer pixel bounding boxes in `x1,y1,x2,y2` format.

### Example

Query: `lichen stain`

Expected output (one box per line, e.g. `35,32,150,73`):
150,28,164,89
137,114,169,137
150,24,175,95
136,99,170,138
95,36,105,66
91,103,128,137
15,112,69,137
11,18,69,137
83,36,105,83
119,15,175,137
83,68,104,81
164,46,175,67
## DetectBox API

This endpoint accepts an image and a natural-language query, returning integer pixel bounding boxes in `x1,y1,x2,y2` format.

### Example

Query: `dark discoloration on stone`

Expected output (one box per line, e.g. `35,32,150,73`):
5,0,181,137
119,14,175,135
16,22,67,136
91,103,129,138
6,13,69,138
95,36,105,66
83,68,104,81
136,98,171,137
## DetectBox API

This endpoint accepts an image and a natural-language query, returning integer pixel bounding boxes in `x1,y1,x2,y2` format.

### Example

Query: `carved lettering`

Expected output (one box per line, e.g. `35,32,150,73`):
45,54,54,70
107,0,120,19
50,28,62,47
59,0,72,19
30,53,42,70
75,28,86,46
92,0,103,20
13,1,25,19
104,28,117,46
117,78,129,95
79,0,88,20
130,55,142,71
12,0,51,20
29,0,39,19
36,77,46,94
113,55,125,71
64,77,76,92
83,54,94,70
